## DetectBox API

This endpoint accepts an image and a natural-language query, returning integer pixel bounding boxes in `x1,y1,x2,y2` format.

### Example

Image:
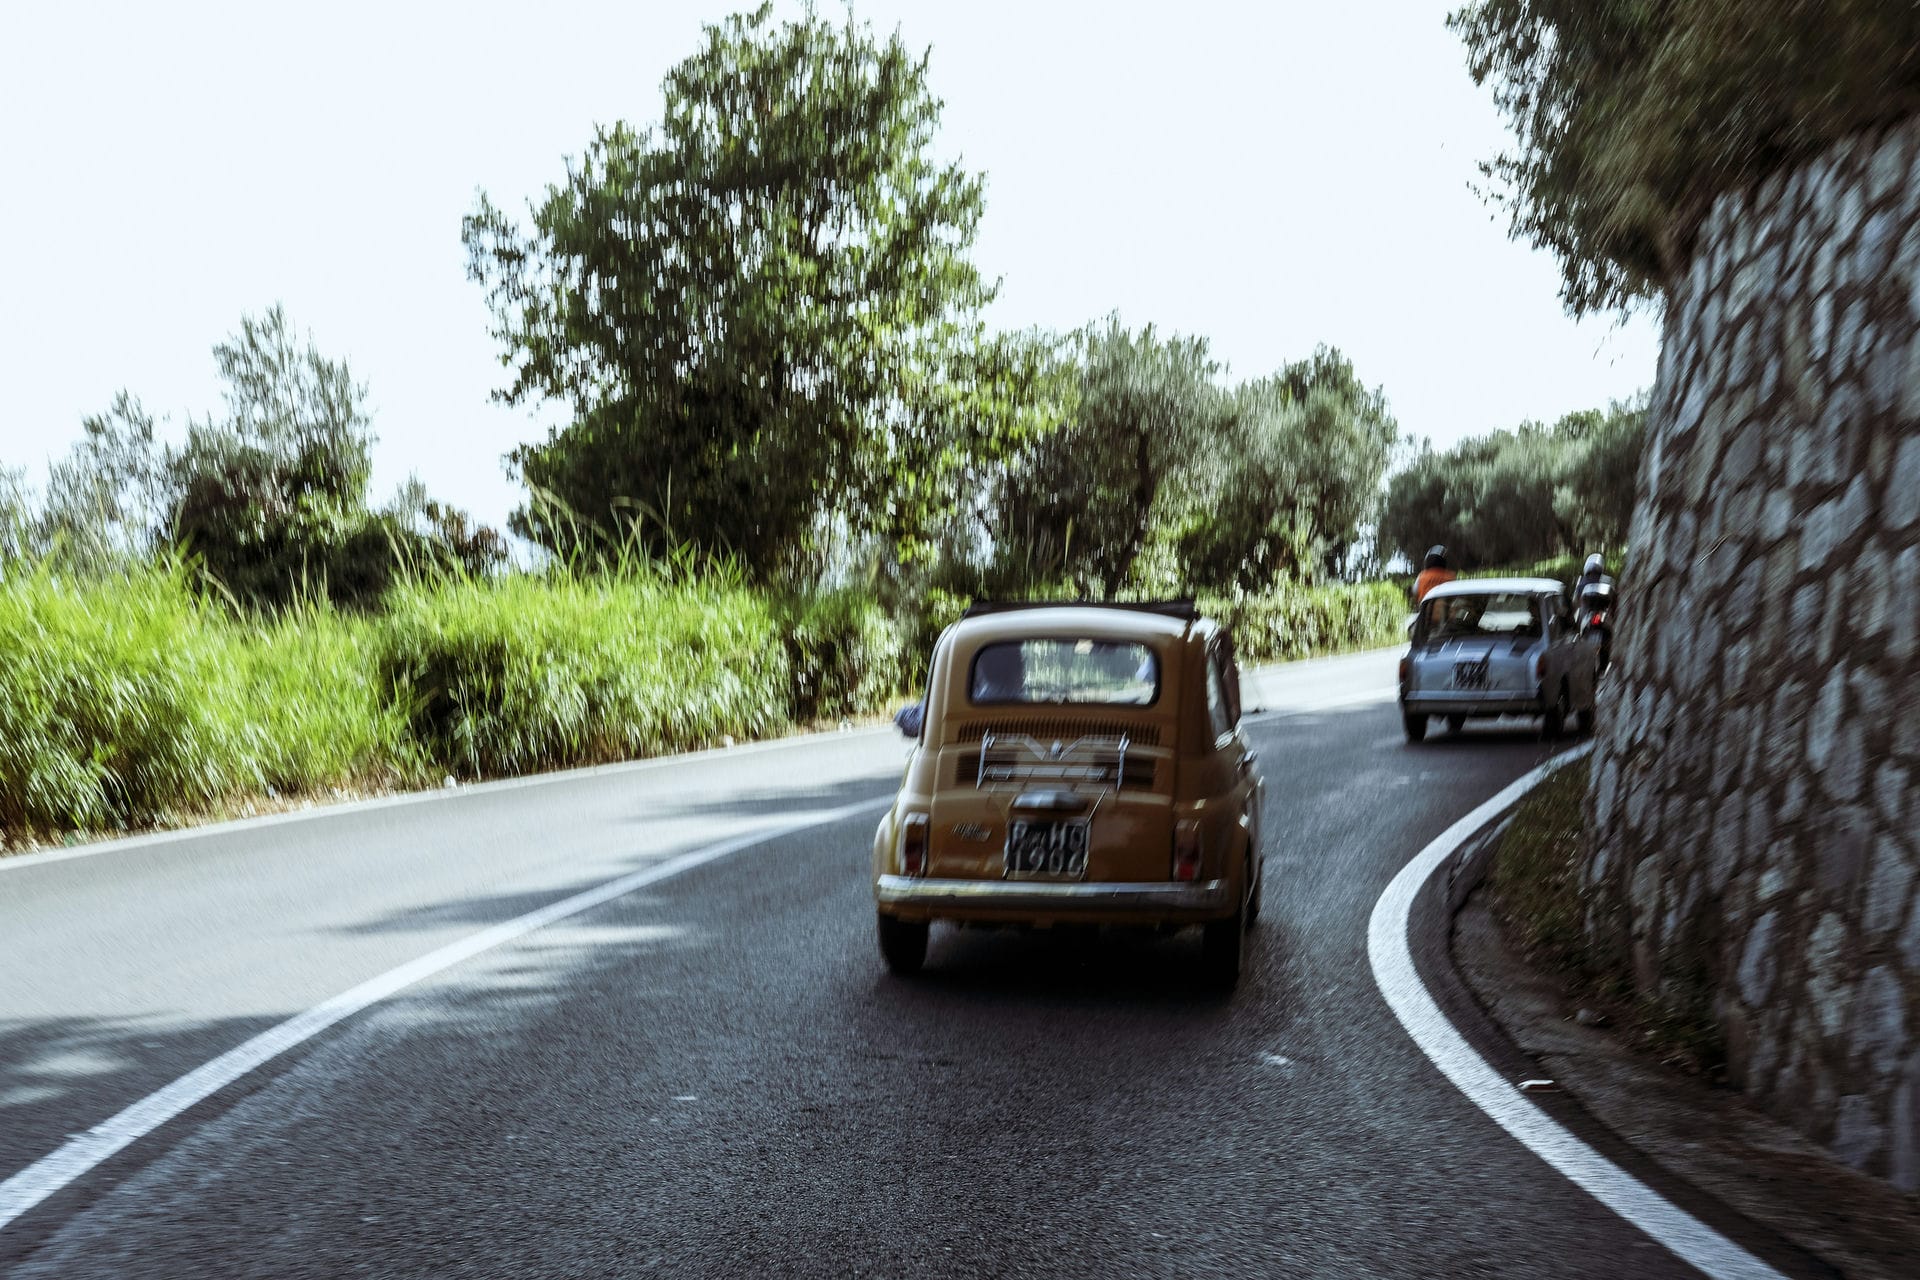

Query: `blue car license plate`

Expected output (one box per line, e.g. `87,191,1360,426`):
1005,819,1090,879
1453,658,1490,689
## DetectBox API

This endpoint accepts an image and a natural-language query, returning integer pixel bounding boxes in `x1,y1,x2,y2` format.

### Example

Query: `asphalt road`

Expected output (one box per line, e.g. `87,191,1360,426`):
0,650,1679,1278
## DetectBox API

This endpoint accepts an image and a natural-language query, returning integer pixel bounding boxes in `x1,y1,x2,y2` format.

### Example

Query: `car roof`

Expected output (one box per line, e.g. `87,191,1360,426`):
949,605,1197,645
1424,576,1565,599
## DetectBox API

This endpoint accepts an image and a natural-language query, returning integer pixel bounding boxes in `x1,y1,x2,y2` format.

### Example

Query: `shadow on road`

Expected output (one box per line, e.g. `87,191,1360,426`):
875,920,1302,1015
620,774,891,824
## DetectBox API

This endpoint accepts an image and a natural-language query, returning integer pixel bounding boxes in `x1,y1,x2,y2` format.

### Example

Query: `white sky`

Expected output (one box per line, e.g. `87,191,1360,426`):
0,0,1659,530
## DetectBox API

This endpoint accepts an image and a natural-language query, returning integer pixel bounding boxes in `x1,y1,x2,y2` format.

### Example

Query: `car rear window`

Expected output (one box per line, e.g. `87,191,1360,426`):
969,639,1159,705
1420,592,1543,640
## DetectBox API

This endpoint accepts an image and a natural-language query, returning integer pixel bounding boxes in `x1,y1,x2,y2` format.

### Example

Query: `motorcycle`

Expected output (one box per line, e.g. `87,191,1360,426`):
1578,579,1614,678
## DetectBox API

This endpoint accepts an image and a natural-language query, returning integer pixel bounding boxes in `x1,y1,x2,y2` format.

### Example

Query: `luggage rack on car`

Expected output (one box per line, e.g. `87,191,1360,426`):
974,733,1140,792
960,598,1198,621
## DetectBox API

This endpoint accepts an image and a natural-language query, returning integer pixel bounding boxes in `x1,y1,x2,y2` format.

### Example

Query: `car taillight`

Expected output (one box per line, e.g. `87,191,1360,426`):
901,813,929,876
1172,819,1202,882
1590,613,1605,626
1533,653,1546,679
1398,656,1409,683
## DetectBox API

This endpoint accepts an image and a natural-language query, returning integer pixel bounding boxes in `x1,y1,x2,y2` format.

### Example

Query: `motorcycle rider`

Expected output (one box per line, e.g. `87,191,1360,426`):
1577,553,1616,673
1414,546,1455,604
1576,553,1613,609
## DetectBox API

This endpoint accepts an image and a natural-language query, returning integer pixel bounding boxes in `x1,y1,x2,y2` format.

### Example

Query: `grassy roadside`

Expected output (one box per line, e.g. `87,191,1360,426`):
1486,756,1726,1075
1,568,1406,853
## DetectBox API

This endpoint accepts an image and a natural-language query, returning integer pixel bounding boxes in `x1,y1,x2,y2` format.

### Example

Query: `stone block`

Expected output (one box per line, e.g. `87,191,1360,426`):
1874,762,1909,830
1871,129,1909,203
1901,898,1920,972
1891,546,1920,660
1887,435,1920,527
1760,490,1794,543
1854,966,1909,1082
1832,1094,1884,1169
1824,722,1868,804
1807,665,1848,770
1738,910,1779,1006
1893,1061,1920,1191
1720,417,1762,487
1709,793,1747,892
1779,773,1809,823
1806,911,1851,1038
1861,836,1914,935
1799,475,1872,572
1817,807,1871,891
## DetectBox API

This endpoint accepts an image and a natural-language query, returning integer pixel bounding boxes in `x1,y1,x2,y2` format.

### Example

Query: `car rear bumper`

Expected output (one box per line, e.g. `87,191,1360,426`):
874,874,1235,923
1400,692,1546,716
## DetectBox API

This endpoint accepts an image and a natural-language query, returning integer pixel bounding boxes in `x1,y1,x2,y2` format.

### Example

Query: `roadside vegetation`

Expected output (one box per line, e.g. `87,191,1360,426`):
1487,758,1725,1076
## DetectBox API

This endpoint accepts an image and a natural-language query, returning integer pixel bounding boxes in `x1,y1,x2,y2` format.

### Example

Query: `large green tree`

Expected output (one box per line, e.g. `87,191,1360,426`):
465,3,996,578
1376,398,1645,570
987,320,1223,599
1451,0,1920,314
35,308,502,605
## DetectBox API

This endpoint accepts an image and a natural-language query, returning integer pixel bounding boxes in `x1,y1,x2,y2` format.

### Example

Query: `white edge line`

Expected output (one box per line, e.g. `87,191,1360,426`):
1365,742,1788,1280
0,646,1404,874
0,794,894,1234
0,725,895,873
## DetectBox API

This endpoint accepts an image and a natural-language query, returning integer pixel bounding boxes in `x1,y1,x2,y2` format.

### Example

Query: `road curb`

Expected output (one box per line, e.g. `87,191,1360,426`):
1379,743,1835,1280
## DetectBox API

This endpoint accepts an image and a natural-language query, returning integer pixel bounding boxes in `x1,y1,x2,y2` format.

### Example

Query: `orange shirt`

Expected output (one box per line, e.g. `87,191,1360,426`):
1414,567,1456,603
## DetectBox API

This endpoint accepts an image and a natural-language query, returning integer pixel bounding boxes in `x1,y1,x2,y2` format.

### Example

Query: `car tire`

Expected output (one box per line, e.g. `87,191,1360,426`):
1246,855,1263,926
1201,904,1245,990
1542,683,1570,739
1576,704,1596,735
1446,714,1466,735
877,912,929,976
1403,712,1428,743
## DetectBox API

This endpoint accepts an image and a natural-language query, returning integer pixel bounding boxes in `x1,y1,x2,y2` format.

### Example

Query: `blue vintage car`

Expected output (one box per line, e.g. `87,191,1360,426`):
1397,577,1600,742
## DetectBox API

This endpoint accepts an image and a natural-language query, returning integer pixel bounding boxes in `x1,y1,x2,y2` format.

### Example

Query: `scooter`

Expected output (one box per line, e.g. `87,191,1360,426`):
1578,580,1614,678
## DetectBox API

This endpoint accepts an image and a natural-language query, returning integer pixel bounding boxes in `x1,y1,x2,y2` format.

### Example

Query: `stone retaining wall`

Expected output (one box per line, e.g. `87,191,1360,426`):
1584,116,1920,1189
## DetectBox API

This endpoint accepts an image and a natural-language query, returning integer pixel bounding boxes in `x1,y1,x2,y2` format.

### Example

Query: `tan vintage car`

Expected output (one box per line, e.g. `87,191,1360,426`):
872,601,1265,988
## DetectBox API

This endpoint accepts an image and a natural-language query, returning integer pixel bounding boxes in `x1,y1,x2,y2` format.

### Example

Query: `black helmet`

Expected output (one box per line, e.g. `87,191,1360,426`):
1583,553,1605,578
1425,545,1448,569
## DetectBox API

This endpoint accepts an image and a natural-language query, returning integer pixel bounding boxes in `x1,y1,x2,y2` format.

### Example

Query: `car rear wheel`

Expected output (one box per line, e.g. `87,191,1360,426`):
1200,904,1245,990
1576,704,1596,735
877,912,929,976
1403,712,1428,743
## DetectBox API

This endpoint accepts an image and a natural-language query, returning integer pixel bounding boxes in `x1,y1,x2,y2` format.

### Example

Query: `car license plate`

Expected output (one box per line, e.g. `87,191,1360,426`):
1005,818,1090,879
1453,657,1490,690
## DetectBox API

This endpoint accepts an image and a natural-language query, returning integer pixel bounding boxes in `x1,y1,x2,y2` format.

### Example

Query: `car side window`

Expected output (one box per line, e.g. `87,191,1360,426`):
1205,650,1233,740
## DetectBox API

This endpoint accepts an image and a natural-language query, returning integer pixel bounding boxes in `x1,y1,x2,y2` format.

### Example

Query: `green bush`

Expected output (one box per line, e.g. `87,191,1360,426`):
376,573,792,777
1205,581,1407,664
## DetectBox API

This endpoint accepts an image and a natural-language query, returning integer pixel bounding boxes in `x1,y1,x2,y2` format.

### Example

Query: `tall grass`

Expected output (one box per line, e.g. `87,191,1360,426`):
376,572,795,778
0,563,406,835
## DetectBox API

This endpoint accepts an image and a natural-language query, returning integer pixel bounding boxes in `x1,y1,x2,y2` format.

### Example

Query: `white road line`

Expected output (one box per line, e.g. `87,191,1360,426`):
1365,744,1787,1280
0,727,897,874
0,795,893,1234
